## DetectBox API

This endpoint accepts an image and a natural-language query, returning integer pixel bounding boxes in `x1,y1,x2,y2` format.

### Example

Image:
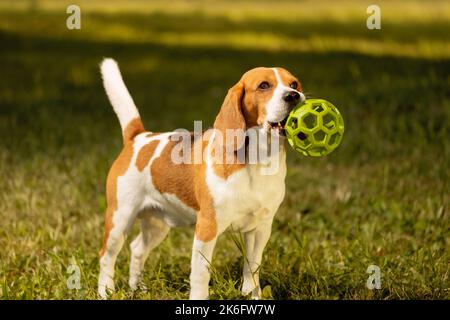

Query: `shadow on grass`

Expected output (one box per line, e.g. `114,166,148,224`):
1,28,449,164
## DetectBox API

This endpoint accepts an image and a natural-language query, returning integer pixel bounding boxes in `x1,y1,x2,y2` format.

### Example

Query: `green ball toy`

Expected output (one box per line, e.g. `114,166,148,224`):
284,99,344,157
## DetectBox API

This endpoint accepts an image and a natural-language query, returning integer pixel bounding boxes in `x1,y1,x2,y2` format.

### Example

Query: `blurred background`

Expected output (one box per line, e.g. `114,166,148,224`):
0,0,448,299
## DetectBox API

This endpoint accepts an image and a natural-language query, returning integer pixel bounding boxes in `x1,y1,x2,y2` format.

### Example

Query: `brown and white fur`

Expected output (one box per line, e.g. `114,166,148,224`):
97,58,305,299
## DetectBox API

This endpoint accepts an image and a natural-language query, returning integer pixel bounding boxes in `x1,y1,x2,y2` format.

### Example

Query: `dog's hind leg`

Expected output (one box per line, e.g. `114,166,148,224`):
98,204,139,299
129,211,170,291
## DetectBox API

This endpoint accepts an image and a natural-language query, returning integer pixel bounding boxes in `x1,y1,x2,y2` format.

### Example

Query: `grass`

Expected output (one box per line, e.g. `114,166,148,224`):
0,0,449,299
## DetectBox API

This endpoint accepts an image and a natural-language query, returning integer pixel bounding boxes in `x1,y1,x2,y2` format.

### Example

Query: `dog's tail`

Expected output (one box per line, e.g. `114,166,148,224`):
100,58,145,145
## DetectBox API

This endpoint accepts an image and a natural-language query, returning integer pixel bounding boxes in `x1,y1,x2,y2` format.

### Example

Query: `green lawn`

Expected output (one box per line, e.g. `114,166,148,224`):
0,0,449,299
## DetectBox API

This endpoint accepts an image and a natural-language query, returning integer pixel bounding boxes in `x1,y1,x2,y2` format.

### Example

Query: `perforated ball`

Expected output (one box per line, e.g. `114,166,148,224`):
284,99,344,157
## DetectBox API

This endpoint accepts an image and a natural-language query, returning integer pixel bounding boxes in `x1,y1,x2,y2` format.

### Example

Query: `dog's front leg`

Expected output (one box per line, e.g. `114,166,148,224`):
189,236,218,300
242,219,273,299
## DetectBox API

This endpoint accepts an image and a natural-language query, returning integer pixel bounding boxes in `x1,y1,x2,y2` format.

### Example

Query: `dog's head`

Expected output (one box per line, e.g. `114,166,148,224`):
214,67,305,138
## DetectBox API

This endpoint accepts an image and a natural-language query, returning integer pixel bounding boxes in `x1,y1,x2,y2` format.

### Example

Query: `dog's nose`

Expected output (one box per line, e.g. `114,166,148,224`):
283,91,300,104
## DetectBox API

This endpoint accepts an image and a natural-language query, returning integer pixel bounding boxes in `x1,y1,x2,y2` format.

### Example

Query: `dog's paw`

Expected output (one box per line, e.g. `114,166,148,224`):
98,284,114,300
242,280,261,299
189,288,209,300
129,277,148,293
98,275,115,299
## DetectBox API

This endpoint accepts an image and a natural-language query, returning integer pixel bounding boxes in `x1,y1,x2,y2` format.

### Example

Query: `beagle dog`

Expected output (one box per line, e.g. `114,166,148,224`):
98,59,305,299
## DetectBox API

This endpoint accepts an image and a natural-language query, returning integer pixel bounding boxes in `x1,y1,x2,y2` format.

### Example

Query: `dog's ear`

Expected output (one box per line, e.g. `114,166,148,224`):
213,80,246,151
214,81,246,132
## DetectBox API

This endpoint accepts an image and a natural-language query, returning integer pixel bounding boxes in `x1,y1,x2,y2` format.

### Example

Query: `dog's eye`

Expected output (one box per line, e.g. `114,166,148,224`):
258,81,270,90
290,81,298,89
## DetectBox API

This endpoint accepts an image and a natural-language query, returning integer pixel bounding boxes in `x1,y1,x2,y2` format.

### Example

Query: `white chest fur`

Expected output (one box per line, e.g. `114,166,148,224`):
206,146,287,234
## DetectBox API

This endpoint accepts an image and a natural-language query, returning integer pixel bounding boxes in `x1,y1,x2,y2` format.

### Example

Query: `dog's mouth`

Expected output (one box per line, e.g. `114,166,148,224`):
268,116,288,136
